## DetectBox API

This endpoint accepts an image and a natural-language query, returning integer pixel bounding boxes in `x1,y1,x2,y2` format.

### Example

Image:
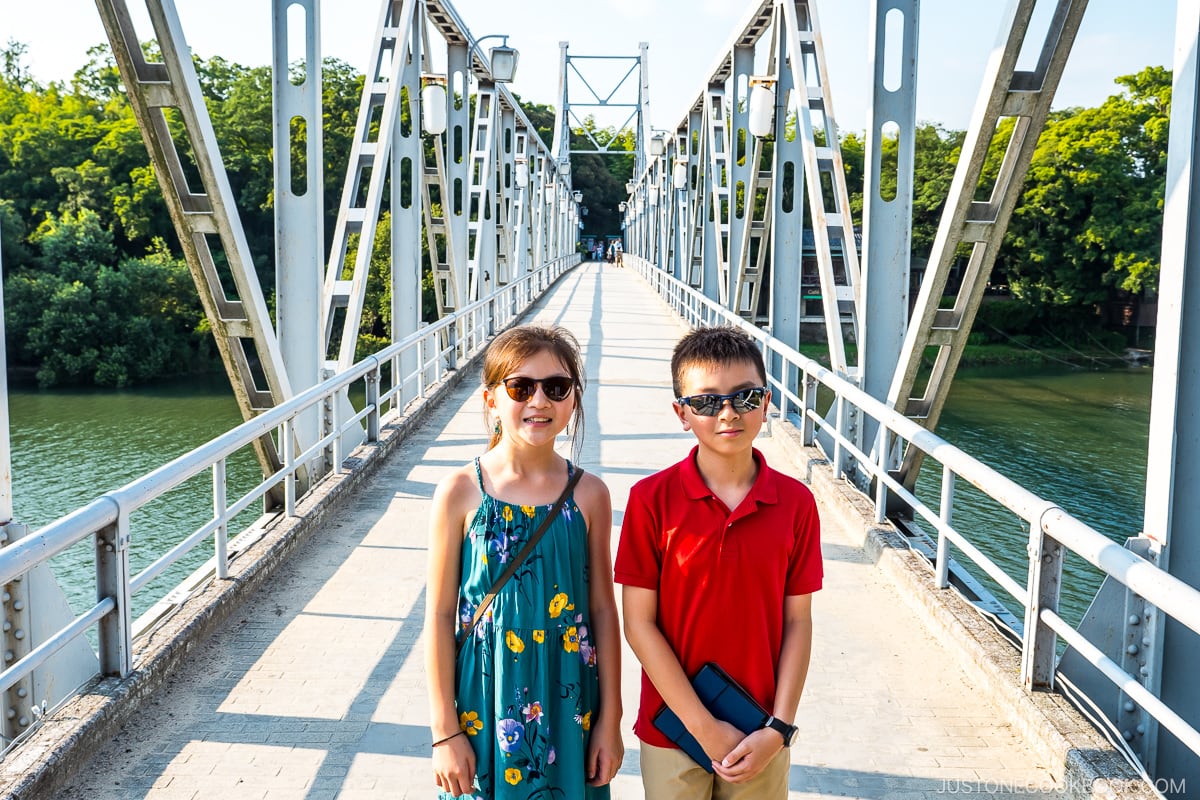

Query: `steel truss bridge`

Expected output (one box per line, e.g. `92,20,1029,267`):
0,0,1199,793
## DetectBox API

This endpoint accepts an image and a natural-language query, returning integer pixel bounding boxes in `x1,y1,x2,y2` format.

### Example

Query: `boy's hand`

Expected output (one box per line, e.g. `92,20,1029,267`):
711,727,783,783
695,718,745,764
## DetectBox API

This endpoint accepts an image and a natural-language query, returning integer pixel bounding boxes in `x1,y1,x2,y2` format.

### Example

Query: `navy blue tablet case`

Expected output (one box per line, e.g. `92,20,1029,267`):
651,662,770,772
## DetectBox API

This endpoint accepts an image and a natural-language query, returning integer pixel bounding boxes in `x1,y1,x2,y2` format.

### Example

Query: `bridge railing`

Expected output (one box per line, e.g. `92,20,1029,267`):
0,254,579,717
627,254,1200,763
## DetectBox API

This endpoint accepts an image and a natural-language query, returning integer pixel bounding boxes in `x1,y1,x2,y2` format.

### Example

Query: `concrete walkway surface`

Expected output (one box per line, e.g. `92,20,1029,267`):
51,263,1065,799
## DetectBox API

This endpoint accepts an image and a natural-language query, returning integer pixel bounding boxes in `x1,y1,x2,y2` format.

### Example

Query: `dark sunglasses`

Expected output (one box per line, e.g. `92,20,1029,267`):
500,376,575,402
676,386,768,416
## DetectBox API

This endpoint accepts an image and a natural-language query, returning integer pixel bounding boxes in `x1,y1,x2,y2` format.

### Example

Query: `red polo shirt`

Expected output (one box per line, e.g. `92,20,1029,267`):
614,446,822,748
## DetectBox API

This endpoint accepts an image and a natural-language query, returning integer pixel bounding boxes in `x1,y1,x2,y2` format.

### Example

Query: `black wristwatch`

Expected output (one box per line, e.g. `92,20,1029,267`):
763,715,798,746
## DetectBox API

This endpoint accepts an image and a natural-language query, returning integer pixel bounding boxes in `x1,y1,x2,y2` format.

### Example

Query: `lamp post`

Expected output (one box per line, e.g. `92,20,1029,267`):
467,34,520,83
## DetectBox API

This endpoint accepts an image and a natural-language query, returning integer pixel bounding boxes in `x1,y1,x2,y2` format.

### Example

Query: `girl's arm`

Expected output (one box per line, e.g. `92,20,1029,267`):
425,467,477,797
581,473,624,786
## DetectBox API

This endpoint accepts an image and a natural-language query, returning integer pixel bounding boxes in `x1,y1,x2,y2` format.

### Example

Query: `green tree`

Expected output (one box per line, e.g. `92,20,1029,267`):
998,67,1170,307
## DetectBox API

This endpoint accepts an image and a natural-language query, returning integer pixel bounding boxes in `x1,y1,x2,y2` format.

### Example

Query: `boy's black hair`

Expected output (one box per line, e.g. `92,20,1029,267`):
670,325,768,397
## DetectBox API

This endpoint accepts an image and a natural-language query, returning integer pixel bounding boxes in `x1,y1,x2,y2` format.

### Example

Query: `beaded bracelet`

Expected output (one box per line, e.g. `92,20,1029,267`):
432,730,466,747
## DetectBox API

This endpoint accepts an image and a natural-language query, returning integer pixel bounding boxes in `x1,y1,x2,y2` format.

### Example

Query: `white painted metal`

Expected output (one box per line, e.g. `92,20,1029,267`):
392,7,423,410
320,0,417,369
1139,0,1200,782
859,0,918,459
93,0,295,482
271,0,323,470
466,85,500,301
779,0,861,380
769,5,805,356
885,0,1088,489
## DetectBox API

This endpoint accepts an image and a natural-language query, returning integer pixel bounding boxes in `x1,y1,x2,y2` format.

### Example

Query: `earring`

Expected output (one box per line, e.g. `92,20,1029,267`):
493,420,501,436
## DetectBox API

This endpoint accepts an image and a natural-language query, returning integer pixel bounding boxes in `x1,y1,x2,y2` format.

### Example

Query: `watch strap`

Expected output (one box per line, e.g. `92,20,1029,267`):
763,715,797,746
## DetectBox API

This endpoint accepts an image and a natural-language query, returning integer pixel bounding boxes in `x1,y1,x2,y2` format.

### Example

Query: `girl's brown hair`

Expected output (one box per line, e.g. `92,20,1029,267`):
483,325,586,460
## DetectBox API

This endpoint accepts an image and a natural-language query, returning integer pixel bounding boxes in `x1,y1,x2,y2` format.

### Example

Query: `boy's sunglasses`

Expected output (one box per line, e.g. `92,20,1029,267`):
676,386,768,417
500,376,575,402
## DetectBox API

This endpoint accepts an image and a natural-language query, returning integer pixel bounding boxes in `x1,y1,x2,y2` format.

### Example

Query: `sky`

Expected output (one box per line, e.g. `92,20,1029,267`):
1,0,1179,138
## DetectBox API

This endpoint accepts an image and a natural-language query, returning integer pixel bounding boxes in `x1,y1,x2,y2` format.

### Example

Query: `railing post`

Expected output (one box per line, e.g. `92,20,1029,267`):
213,458,228,580
936,467,954,588
832,395,845,478
1022,523,1063,691
447,320,459,372
283,417,297,517
1,522,33,741
96,512,132,677
487,297,496,338
331,385,343,475
321,374,334,473
802,374,817,446
873,425,889,524
365,365,381,443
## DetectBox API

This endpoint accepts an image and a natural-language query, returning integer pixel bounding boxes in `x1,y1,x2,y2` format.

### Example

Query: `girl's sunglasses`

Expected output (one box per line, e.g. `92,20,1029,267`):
676,386,768,416
501,376,575,402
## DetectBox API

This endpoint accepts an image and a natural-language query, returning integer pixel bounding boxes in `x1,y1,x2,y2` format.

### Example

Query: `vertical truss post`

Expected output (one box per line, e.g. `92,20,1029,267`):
638,42,652,177
770,4,806,356
392,4,423,408
446,42,471,310
859,0,919,461
94,0,294,484
1141,0,1200,782
726,46,755,308
685,109,706,287
886,0,1088,489
497,106,517,287
703,85,729,303
271,0,323,470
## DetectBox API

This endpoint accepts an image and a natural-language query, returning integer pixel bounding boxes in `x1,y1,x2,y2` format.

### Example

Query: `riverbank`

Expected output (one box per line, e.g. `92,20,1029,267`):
795,341,1148,370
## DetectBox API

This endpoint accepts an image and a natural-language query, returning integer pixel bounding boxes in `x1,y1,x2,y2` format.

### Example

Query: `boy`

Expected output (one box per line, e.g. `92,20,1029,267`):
615,325,822,798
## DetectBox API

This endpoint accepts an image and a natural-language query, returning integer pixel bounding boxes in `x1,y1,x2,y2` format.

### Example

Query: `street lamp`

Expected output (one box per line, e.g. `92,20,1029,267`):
673,157,688,190
468,34,520,83
420,74,447,136
748,76,777,138
572,190,583,203
625,180,636,194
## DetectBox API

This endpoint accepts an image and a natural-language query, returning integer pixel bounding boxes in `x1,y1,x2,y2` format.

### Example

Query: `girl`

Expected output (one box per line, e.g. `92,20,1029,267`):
426,325,624,799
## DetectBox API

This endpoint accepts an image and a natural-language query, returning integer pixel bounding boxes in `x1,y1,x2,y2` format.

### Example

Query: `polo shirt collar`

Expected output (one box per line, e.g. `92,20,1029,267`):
679,445,780,505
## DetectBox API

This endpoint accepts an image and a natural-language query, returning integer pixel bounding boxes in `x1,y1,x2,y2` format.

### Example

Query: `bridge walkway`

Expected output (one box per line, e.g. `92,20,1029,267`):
51,263,1064,799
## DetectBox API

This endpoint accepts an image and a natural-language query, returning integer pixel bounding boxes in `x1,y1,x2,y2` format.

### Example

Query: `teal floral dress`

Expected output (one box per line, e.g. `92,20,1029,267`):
442,459,607,800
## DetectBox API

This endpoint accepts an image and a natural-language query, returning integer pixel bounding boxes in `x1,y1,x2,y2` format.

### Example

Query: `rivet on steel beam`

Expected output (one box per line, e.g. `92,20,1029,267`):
17,716,27,727
11,601,22,612
1126,644,1139,655
1124,701,1136,712
5,708,14,720
15,687,26,698
1136,724,1146,735
2,592,9,603
1128,615,1140,625
2,621,10,632
13,630,23,641
1140,666,1150,677
1122,730,1133,741
1143,638,1151,648
2,651,11,663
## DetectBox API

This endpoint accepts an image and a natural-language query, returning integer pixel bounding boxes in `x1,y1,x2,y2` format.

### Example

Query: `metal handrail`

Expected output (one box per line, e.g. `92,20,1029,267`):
0,254,579,699
626,254,1200,760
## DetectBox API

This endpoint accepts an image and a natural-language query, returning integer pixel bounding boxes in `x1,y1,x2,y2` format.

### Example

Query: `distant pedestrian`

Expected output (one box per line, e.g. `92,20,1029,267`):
616,325,823,798
426,324,624,799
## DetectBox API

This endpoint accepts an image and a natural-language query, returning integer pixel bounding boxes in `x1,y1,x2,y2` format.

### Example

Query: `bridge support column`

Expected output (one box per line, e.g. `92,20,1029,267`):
392,5,422,409
271,0,323,472
1140,1,1200,787
859,0,918,466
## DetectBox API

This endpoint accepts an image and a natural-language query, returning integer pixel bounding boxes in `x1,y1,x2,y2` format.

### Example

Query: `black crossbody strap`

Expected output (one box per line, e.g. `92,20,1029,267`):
456,467,585,658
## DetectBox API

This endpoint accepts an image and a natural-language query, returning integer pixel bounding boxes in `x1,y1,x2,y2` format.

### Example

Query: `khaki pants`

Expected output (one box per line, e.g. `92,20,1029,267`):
639,742,790,800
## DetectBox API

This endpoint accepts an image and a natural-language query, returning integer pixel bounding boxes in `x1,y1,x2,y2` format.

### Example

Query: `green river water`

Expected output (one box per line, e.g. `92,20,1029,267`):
7,365,1152,626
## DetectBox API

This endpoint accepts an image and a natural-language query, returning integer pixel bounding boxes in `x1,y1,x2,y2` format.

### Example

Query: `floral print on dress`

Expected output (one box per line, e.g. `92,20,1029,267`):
440,459,605,800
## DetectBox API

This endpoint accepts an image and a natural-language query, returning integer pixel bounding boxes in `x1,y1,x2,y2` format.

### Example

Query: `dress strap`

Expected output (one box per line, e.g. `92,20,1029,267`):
472,457,486,495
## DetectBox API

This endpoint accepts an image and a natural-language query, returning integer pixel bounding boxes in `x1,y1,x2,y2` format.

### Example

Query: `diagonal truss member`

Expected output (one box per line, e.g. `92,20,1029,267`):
887,0,1088,489
94,0,300,488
